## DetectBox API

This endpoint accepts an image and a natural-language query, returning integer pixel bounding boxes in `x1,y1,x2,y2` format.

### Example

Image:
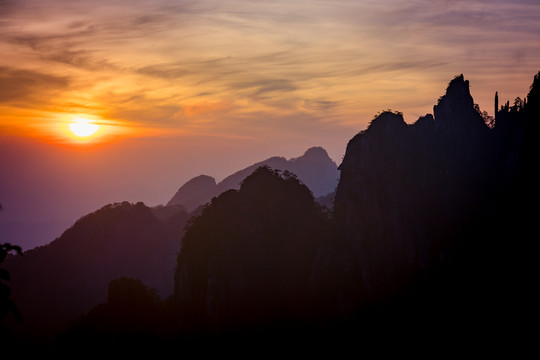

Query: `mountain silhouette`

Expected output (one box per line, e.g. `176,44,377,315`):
3,201,189,340
173,166,330,332
166,146,339,212
165,175,217,213
331,72,538,332
334,75,494,302
3,71,538,350
168,71,539,341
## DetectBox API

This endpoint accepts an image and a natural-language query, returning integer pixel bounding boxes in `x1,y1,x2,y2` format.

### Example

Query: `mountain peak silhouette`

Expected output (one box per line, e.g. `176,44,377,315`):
5,71,539,348
433,74,488,136
166,175,217,211
167,147,339,212
367,111,407,133
295,146,330,160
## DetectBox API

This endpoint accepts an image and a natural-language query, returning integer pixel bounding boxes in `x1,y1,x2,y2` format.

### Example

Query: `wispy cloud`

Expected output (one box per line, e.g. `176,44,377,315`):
230,79,298,97
0,66,70,105
303,99,340,111
136,64,190,80
1,0,539,141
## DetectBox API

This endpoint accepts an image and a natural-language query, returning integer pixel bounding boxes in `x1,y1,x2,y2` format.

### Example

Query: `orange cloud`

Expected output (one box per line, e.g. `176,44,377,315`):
175,99,237,118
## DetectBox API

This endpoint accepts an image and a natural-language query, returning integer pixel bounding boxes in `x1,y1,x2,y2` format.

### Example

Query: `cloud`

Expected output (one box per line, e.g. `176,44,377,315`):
175,99,237,118
354,60,449,77
303,99,340,111
1,0,539,139
137,64,190,79
0,0,16,14
230,79,298,97
5,24,116,73
45,49,117,71
0,66,70,105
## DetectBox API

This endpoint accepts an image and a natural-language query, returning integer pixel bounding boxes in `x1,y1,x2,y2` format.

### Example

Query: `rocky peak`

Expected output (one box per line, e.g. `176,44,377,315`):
526,71,540,116
166,175,217,211
289,147,339,196
367,111,407,133
338,111,408,173
433,74,487,136
295,146,331,162
412,113,435,128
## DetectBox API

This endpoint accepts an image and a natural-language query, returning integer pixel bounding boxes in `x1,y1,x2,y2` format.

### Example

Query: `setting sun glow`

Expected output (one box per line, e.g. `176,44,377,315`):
69,119,100,138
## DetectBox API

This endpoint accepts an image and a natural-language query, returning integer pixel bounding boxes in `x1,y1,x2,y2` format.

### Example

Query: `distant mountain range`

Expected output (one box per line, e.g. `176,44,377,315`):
2,71,538,348
166,146,339,212
2,145,339,339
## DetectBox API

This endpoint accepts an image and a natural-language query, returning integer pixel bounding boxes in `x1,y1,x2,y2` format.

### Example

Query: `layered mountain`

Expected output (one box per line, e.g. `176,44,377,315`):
167,146,339,212
171,72,538,337
3,72,538,347
4,202,189,339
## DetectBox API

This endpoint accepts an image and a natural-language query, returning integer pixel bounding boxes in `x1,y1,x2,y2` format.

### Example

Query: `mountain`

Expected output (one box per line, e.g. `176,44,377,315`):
165,175,217,213
333,75,493,302
332,72,538,326
3,202,189,339
173,166,330,331
167,146,339,212
170,72,538,339
3,71,538,349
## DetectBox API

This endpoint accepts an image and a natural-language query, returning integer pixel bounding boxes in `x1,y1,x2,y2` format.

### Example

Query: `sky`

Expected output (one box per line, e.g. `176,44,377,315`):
1,0,540,249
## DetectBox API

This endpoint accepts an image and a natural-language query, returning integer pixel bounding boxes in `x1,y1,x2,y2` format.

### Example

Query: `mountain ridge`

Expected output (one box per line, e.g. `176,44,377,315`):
2,71,538,348
167,146,339,211
4,201,189,339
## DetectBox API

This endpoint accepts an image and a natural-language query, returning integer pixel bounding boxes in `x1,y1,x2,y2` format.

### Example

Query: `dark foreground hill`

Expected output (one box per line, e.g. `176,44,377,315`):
3,202,189,341
173,166,330,330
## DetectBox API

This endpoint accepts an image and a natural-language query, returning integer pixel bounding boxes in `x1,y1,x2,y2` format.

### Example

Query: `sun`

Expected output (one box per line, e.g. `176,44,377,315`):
68,119,100,138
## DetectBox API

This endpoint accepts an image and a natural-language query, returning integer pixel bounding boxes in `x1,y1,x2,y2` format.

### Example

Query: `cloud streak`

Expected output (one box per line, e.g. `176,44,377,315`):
0,66,70,105
1,0,539,142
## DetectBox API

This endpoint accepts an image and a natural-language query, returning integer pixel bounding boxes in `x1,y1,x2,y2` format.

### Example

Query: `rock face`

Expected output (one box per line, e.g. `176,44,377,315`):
167,147,339,212
333,75,499,305
434,75,485,136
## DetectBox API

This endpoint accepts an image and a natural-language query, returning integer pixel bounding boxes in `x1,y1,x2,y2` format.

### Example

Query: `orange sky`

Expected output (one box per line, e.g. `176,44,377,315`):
1,0,540,249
